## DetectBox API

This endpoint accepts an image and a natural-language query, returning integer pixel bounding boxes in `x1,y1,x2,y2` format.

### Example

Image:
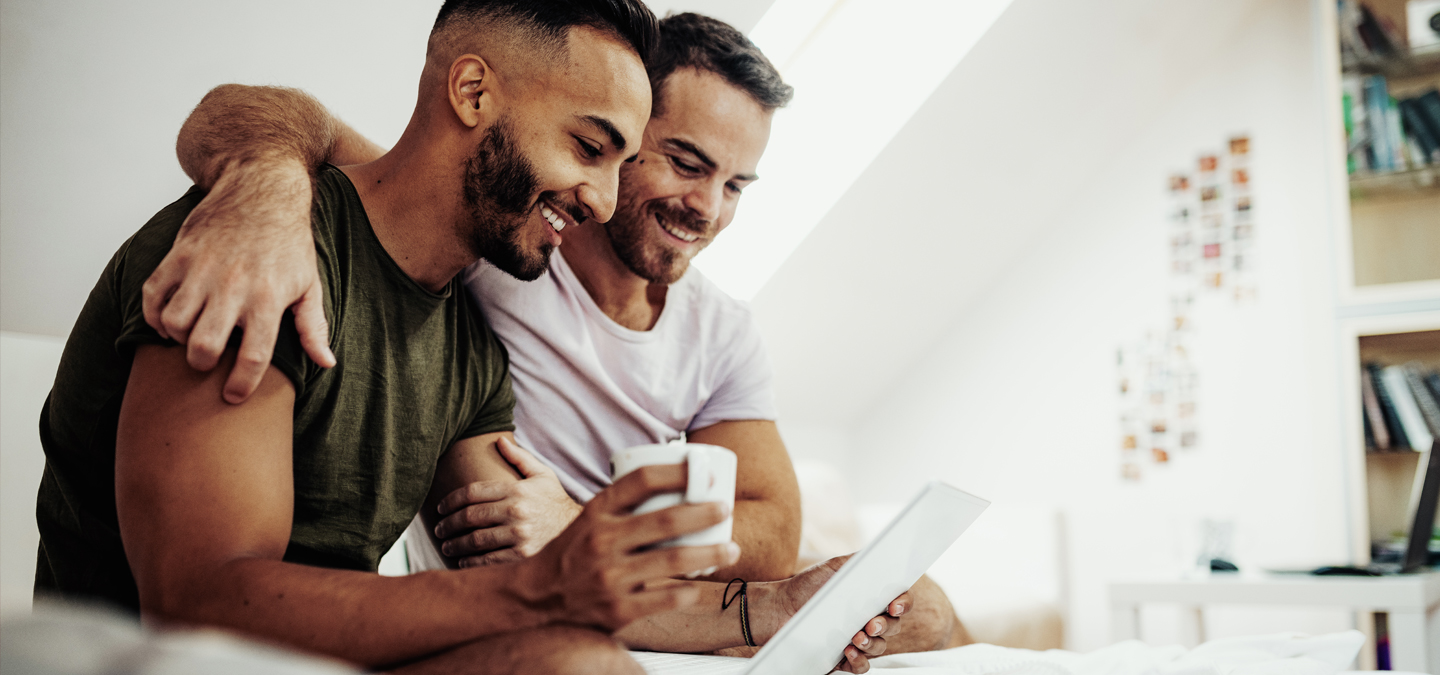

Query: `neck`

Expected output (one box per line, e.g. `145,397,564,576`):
561,222,667,331
342,125,476,293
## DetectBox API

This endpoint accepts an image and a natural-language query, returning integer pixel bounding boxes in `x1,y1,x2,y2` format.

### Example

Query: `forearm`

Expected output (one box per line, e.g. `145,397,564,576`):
157,557,551,668
615,579,784,653
703,497,801,582
176,85,339,189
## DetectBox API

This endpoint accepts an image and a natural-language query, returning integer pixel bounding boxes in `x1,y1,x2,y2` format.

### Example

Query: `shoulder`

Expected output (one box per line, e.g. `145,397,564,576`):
670,266,759,337
113,186,208,294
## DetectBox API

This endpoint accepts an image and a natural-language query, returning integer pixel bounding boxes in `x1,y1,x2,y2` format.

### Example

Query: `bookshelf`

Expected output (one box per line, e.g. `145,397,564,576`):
1320,1,1440,571
1331,0,1440,301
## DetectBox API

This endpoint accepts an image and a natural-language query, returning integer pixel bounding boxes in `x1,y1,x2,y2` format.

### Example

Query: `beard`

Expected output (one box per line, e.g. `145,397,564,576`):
460,117,551,281
605,192,710,285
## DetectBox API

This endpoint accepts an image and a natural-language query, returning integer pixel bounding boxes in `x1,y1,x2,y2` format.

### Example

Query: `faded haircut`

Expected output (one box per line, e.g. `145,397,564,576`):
648,13,794,117
430,0,658,67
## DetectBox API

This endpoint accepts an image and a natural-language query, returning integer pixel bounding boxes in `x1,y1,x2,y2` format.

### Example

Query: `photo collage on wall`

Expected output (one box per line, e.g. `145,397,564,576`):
1118,135,1255,482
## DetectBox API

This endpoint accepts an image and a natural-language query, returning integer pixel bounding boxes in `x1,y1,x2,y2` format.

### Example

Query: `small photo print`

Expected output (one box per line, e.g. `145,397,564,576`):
1200,186,1219,202
1229,136,1250,155
1122,434,1137,449
1203,243,1221,259
1152,448,1170,463
1151,420,1168,434
1170,174,1191,191
1232,168,1249,185
1122,463,1142,481
1178,401,1196,418
1233,224,1253,239
1199,155,1218,172
1207,271,1223,288
1202,214,1223,229
1180,431,1198,448
1235,196,1251,212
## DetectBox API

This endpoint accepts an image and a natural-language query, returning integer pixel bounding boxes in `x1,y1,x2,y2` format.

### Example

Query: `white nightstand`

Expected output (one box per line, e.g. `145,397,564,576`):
1109,571,1440,673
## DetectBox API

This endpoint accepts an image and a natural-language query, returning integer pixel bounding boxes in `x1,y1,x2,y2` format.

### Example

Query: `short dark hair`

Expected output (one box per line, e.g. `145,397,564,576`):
648,13,794,117
434,0,658,65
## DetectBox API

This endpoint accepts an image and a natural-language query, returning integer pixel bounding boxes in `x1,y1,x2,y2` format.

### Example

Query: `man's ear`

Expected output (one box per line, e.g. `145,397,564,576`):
448,55,493,129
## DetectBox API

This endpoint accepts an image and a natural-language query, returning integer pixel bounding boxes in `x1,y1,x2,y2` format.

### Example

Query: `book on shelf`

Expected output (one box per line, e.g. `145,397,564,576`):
1403,366,1440,436
1338,0,1402,59
1365,362,1412,450
1361,366,1392,450
1337,1,1440,175
1382,364,1437,450
1344,79,1440,173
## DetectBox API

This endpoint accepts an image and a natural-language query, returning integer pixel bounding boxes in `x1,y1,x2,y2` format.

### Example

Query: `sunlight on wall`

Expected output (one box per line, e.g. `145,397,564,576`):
694,0,1016,300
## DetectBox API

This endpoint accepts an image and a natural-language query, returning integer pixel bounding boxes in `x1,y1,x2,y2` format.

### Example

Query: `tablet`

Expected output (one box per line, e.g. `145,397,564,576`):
745,481,989,675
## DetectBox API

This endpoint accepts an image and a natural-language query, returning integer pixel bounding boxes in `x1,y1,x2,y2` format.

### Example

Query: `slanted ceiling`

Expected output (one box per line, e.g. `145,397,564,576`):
748,0,1270,426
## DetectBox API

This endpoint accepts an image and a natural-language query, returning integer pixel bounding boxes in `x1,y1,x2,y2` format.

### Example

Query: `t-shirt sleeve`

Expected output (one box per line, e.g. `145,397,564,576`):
110,186,319,396
690,309,778,430
457,327,518,440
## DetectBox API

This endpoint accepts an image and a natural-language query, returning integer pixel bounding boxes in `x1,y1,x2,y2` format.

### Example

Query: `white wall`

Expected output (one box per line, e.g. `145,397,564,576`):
0,0,775,339
818,0,1352,652
1,332,65,612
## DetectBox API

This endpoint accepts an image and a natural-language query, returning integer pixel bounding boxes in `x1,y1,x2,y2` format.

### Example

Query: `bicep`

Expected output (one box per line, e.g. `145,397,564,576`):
687,420,798,505
116,344,296,614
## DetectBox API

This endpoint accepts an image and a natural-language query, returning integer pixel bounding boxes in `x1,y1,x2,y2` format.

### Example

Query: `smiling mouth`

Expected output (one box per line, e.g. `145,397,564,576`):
541,203,567,232
656,213,700,243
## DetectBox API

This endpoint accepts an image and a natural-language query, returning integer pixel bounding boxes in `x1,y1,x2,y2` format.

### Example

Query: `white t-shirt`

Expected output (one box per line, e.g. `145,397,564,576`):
405,251,777,570
467,249,778,502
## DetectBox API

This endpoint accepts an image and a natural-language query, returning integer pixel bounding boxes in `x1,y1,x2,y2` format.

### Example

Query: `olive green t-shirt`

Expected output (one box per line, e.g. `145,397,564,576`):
35,165,515,611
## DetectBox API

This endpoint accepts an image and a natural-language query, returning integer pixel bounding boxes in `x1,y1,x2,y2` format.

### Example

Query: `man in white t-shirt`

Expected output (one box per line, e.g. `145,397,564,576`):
141,11,969,659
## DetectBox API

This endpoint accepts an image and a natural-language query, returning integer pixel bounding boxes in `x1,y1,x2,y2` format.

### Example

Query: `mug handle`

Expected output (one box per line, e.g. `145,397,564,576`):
685,447,716,503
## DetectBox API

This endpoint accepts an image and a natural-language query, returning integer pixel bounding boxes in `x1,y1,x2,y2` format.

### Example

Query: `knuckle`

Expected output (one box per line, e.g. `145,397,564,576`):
238,349,267,369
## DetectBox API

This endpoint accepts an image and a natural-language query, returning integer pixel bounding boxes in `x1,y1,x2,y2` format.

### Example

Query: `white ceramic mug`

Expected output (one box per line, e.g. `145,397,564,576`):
610,442,736,570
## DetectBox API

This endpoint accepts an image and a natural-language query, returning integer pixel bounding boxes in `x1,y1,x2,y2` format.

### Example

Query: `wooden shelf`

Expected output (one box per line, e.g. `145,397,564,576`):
1342,43,1440,80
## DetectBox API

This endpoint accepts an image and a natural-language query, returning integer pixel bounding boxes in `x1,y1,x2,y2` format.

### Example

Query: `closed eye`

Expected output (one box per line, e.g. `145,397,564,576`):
575,136,603,159
670,156,702,176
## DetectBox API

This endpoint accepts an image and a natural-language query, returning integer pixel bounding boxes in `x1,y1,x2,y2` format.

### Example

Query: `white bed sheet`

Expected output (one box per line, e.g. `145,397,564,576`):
632,631,1368,675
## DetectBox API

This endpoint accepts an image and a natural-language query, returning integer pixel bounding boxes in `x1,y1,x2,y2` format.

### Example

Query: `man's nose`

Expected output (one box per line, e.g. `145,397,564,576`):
682,179,724,225
576,169,619,224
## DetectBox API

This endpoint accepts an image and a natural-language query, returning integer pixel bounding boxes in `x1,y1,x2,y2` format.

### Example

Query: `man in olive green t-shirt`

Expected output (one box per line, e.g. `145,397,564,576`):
37,165,518,607
30,3,740,673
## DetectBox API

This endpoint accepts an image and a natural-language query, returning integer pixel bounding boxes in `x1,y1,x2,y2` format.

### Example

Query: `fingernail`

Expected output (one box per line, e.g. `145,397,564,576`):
894,603,905,615
859,635,870,647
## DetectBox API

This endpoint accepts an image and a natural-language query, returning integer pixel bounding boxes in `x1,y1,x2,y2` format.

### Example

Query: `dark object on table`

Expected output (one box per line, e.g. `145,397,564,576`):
1312,565,1383,576
1209,558,1238,572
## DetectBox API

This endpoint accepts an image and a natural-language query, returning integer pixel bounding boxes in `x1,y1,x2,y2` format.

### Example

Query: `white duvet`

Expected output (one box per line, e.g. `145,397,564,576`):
632,631,1370,675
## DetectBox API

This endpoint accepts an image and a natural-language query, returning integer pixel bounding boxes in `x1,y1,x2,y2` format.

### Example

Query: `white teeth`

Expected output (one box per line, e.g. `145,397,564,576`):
541,205,565,232
661,222,698,242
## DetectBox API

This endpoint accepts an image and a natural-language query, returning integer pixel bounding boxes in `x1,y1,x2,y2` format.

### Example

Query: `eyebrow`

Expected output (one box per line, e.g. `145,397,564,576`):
664,138,759,182
579,115,627,152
